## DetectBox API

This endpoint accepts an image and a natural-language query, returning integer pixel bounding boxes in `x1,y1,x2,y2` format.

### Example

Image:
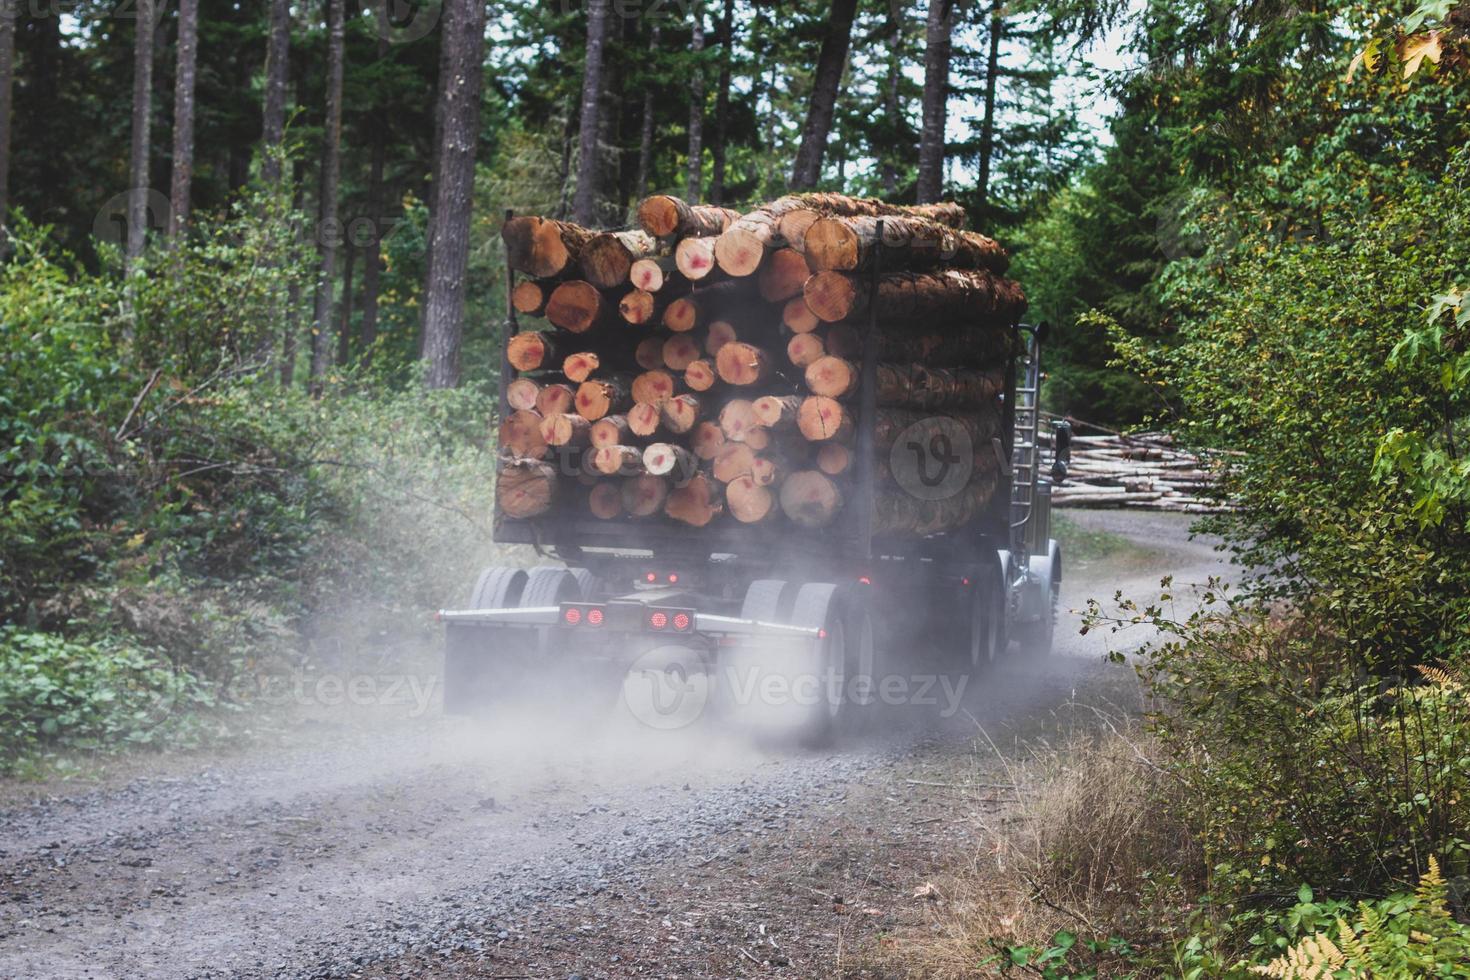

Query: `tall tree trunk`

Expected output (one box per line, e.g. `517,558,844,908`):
709,0,734,203
881,4,903,196
633,24,660,203
916,0,952,204
260,0,291,180
360,3,390,362
310,0,346,390
127,0,157,267
0,0,15,242
789,0,858,191
687,5,705,201
338,240,356,366
976,0,1003,214
421,0,487,389
168,0,199,242
281,282,300,385
572,0,611,226
422,3,455,342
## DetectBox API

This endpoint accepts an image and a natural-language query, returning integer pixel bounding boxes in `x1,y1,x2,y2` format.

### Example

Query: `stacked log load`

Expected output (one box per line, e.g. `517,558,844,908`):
496,193,1026,534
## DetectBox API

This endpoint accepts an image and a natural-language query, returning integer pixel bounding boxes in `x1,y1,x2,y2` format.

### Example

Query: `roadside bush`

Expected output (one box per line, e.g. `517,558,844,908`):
0,627,219,772
0,203,503,765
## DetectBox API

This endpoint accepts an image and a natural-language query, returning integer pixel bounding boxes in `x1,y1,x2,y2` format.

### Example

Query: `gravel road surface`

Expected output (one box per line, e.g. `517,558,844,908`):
0,511,1228,979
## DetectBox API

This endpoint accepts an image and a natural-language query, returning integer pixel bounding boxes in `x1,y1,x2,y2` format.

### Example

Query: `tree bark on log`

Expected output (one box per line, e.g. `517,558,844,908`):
582,230,661,287
803,216,1009,274
802,268,1026,324
875,364,1005,409
499,460,558,518
502,216,596,278
637,195,741,238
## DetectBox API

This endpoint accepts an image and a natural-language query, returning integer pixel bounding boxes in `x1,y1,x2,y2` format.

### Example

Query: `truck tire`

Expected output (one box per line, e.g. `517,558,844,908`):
520,566,586,607
740,579,794,622
965,568,1005,669
1017,543,1062,656
445,566,529,715
469,566,528,610
793,581,870,743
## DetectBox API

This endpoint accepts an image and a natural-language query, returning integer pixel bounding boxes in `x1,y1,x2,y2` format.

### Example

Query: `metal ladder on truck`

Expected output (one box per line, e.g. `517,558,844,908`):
1010,327,1046,559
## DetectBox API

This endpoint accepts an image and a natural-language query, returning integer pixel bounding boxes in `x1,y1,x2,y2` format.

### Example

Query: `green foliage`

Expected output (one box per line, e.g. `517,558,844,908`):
1175,862,1470,978
990,930,1138,979
0,627,218,772
1087,586,1470,900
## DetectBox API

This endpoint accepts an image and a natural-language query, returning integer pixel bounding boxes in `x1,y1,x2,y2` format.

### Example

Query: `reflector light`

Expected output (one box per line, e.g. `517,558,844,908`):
858,576,872,585
649,611,668,630
961,576,972,586
587,607,604,626
673,612,691,631
668,573,679,584
645,572,657,583
818,628,828,640
563,607,582,625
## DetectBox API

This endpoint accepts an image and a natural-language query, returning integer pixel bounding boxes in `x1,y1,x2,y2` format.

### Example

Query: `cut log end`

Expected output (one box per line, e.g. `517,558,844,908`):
726,474,776,524
631,369,677,406
511,279,550,316
758,247,811,303
797,396,854,444
674,237,718,281
803,270,860,323
685,359,717,392
783,296,820,334
662,333,701,371
786,332,825,368
534,382,575,417
715,342,772,386
505,377,541,412
507,332,555,372
622,474,670,518
665,473,724,527
546,280,606,333
498,459,557,519
589,415,630,449
690,421,726,460
660,393,702,434
562,352,600,384
589,482,624,520
626,401,662,437
713,227,766,277
779,470,843,528
498,409,548,459
805,355,859,398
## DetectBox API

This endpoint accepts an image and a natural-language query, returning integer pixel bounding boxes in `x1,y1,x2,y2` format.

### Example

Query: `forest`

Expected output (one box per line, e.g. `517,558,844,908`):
2,0,1470,975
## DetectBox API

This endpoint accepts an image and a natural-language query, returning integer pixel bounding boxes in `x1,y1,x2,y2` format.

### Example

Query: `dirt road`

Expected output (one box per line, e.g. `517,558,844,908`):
0,511,1226,980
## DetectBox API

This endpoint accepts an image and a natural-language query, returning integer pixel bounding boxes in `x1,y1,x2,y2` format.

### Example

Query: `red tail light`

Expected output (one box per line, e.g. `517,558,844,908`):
668,573,679,584
858,576,871,586
587,607,604,627
672,612,691,631
645,572,657,583
961,576,972,587
564,607,582,625
649,611,668,630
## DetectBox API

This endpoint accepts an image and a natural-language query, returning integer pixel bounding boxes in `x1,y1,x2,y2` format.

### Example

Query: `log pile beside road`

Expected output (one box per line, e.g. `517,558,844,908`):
1045,427,1229,513
495,193,1026,534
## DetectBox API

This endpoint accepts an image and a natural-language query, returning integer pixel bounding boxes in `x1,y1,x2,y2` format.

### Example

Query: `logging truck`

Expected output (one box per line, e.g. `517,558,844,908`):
439,196,1070,741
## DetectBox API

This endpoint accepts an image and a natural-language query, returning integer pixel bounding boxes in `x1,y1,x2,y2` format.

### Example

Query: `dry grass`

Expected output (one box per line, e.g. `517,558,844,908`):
895,716,1202,979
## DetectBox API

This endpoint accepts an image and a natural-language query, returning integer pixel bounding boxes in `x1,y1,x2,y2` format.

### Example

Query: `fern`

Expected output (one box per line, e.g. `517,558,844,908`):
1253,860,1470,978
